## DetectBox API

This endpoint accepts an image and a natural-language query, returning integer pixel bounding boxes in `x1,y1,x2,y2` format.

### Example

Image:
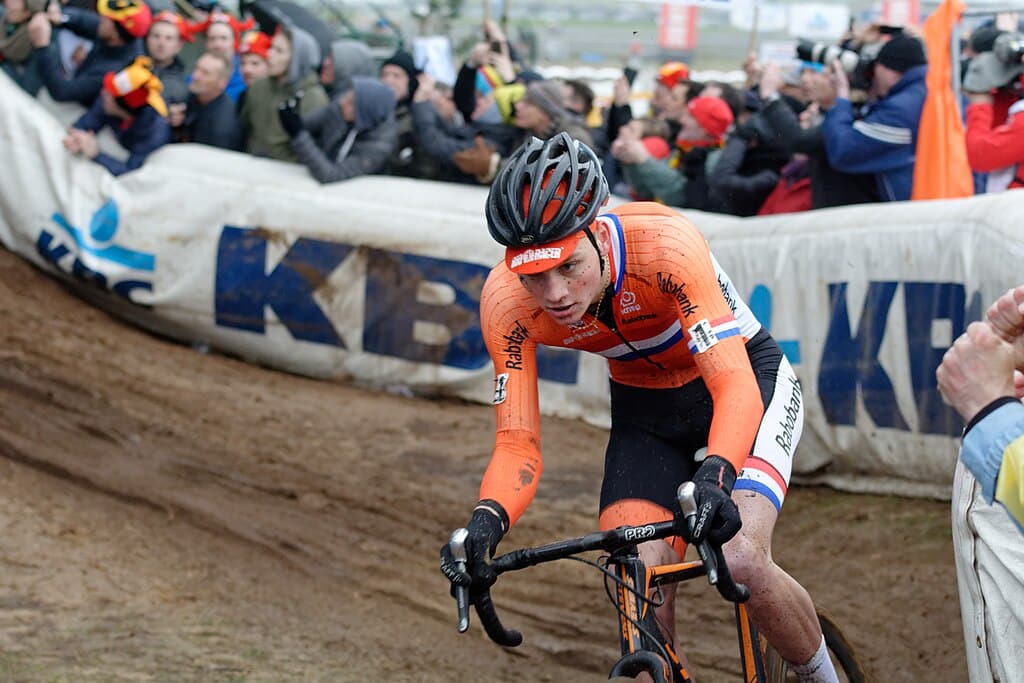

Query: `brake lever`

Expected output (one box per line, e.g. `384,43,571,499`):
677,481,719,585
448,528,471,633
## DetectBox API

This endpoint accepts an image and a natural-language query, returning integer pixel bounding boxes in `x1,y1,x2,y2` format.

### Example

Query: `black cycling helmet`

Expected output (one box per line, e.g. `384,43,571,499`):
486,132,609,248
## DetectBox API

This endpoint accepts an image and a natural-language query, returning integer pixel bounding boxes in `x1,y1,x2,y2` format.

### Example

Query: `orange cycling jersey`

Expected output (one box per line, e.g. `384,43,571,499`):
479,202,765,526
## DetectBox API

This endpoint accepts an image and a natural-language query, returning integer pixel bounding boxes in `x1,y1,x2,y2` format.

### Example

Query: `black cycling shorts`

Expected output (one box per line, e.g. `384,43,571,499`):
599,329,802,519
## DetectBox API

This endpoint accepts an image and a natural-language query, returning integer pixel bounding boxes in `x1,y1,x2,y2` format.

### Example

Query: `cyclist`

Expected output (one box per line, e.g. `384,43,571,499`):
440,132,839,682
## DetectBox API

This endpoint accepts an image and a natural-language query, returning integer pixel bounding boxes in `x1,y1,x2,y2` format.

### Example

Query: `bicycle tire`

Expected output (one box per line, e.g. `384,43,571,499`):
761,611,868,683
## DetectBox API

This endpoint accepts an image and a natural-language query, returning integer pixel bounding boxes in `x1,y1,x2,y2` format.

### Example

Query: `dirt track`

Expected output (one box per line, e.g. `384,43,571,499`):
0,246,966,682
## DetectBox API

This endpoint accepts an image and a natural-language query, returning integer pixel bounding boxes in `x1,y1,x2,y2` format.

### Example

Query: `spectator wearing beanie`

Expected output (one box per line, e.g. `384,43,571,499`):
147,11,190,108
64,55,171,175
240,23,327,162
238,30,271,87
236,29,270,113
613,95,733,209
27,0,148,107
822,33,928,201
378,48,438,178
651,60,692,139
1,0,49,95
380,49,419,104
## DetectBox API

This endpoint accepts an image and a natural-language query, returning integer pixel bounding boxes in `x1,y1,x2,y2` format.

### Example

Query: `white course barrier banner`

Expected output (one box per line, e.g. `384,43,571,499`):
3,74,1023,497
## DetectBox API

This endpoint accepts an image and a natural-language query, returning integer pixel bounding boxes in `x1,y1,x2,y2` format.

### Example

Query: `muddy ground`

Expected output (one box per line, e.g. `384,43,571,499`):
0,247,965,682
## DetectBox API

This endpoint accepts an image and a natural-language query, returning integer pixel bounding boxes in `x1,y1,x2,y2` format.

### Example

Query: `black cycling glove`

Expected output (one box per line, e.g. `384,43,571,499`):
684,455,741,546
277,94,304,138
440,500,508,593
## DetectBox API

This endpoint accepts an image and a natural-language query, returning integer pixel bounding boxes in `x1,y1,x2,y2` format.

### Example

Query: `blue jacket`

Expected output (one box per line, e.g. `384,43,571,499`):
186,55,246,102
962,398,1024,533
822,64,928,201
73,100,171,176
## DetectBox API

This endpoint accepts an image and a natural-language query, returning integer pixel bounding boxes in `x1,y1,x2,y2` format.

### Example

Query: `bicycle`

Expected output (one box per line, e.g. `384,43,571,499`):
447,482,867,682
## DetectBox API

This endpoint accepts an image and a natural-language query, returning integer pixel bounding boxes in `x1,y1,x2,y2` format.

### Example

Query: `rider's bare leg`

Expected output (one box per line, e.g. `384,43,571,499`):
724,491,831,672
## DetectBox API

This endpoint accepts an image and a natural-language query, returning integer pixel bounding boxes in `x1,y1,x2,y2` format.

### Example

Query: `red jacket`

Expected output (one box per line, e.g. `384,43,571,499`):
965,99,1024,189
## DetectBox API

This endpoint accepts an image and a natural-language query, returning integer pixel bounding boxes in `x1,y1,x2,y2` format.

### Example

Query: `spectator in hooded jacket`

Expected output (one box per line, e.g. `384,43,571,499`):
28,0,148,106
146,10,189,107
319,38,375,100
240,23,327,162
821,33,928,202
1,0,48,95
64,55,171,175
175,51,241,150
278,75,397,184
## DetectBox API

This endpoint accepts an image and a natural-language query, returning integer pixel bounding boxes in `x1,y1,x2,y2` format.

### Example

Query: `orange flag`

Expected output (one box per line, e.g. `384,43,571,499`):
911,0,974,200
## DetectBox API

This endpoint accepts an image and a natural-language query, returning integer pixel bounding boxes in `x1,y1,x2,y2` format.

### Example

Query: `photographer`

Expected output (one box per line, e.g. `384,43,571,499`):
755,61,880,208
821,33,928,202
962,31,1024,192
452,18,523,125
1,0,48,94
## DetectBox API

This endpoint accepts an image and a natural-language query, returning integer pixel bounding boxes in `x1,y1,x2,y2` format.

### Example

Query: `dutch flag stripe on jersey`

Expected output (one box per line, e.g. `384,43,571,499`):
687,315,742,355
594,320,685,361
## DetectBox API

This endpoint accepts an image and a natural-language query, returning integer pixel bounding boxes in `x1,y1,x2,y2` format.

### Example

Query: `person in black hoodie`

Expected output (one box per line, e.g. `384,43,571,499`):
279,75,398,184
27,0,148,107
707,94,793,216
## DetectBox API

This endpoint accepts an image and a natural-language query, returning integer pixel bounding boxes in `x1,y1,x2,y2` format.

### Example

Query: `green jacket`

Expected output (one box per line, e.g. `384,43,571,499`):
241,72,328,162
622,148,721,208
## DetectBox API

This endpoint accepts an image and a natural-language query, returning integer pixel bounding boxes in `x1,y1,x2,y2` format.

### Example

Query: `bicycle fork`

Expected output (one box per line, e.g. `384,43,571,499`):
734,602,769,683
607,549,692,683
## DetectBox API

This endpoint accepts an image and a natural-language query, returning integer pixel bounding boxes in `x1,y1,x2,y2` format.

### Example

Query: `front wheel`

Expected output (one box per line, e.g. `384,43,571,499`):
762,611,868,683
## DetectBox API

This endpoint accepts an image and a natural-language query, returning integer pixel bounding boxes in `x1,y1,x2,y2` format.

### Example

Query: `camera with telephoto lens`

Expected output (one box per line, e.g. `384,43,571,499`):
795,39,885,91
996,32,1024,66
795,39,861,74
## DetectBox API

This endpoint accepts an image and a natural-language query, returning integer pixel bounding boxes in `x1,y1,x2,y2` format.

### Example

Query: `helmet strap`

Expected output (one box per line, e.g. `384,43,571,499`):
582,226,603,275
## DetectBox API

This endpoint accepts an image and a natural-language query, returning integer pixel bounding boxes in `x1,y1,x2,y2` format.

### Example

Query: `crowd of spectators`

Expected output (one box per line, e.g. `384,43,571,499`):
2,0,1022,213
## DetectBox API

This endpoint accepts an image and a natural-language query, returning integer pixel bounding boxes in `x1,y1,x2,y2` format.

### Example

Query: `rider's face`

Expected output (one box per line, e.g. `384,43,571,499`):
517,228,608,326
